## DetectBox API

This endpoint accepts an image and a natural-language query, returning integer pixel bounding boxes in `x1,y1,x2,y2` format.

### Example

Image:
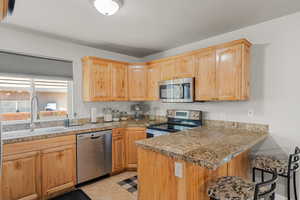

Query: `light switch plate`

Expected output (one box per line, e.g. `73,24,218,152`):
175,162,183,178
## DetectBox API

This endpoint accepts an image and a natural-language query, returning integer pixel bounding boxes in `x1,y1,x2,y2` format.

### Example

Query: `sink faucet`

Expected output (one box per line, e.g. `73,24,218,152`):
30,95,40,132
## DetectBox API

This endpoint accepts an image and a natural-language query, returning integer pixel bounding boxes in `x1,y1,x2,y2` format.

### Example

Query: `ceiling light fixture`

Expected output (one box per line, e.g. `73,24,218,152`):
93,0,121,16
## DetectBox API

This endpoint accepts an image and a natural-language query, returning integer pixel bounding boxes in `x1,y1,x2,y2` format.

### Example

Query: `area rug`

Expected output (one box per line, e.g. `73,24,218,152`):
50,189,91,200
118,175,138,195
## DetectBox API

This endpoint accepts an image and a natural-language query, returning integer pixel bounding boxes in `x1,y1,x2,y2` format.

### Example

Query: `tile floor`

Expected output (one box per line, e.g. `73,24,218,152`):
81,172,137,200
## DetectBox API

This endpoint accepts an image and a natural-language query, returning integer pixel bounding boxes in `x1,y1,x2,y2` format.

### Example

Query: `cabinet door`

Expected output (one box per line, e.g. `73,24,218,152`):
216,44,242,100
2,151,41,200
83,58,112,101
112,135,125,173
128,65,147,101
125,128,146,168
91,59,112,101
0,0,8,21
174,55,195,79
195,49,217,101
160,60,176,81
111,63,128,101
147,64,161,101
41,145,76,199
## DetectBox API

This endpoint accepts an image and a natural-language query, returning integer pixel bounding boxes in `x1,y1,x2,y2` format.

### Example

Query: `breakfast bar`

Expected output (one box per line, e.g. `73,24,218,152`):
136,126,268,200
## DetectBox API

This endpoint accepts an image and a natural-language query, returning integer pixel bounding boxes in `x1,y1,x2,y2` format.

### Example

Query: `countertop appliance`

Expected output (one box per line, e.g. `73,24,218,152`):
77,130,112,184
131,104,150,120
147,109,202,137
159,78,194,103
103,108,113,122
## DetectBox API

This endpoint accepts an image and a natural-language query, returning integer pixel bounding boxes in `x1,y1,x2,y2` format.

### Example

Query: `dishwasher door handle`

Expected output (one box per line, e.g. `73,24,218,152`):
91,136,101,139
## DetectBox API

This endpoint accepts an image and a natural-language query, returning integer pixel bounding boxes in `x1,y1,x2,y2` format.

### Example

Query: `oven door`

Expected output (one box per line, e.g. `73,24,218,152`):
159,78,194,102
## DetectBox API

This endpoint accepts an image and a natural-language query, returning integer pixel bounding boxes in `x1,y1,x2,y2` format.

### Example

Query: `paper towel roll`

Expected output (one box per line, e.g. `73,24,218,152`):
91,107,97,123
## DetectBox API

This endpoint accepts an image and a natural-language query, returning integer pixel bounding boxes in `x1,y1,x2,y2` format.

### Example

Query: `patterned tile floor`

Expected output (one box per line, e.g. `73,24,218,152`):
81,172,137,200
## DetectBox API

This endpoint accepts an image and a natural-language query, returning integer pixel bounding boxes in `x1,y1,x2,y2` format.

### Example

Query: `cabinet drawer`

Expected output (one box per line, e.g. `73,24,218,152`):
112,128,125,137
3,135,76,156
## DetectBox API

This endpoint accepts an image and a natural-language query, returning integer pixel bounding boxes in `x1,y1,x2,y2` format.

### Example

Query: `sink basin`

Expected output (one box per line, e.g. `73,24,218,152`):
30,127,68,134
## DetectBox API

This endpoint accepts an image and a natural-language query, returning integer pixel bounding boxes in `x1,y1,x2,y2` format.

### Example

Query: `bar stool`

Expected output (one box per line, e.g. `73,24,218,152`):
252,147,300,200
207,170,278,200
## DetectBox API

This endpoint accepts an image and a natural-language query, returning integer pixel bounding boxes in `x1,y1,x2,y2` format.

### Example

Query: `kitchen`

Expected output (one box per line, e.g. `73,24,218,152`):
0,1,300,200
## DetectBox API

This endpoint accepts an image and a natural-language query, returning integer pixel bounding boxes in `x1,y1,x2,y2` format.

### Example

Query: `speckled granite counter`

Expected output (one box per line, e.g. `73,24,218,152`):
2,120,165,144
136,126,268,170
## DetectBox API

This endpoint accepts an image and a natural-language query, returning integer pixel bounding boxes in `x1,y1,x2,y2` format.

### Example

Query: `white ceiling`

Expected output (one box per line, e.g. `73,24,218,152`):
2,0,300,57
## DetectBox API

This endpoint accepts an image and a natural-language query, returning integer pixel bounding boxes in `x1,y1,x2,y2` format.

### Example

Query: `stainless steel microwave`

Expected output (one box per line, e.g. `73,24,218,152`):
159,78,194,103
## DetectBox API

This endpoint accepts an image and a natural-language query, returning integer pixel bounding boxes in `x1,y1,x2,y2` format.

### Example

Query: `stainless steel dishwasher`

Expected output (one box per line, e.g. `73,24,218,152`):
77,130,112,184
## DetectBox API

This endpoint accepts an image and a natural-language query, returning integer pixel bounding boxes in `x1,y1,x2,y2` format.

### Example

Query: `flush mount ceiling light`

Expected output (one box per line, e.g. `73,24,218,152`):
93,0,121,16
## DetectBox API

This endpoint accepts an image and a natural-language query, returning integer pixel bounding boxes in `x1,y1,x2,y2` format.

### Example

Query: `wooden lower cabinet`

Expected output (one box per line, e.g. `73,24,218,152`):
138,147,250,200
1,135,76,200
125,128,146,169
112,135,125,173
41,145,76,199
2,151,41,200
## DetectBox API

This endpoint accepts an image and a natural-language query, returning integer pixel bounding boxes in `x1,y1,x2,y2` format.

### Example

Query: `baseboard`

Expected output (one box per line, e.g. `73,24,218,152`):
276,194,287,200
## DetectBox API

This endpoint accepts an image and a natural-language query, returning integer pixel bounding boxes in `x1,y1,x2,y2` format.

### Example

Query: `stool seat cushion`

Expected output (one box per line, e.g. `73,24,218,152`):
252,155,289,176
207,176,268,200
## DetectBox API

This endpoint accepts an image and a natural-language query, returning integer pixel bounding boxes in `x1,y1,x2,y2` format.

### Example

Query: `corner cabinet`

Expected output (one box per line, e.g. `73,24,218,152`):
128,64,148,101
1,136,76,200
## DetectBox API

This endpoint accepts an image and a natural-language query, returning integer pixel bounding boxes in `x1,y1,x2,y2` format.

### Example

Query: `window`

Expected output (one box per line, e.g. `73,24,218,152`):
0,75,73,122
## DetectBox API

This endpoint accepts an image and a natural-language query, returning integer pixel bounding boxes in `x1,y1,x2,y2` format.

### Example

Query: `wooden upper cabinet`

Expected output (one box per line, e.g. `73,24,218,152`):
147,63,161,101
111,63,128,101
82,57,112,101
42,144,76,199
174,55,195,79
2,151,41,200
128,64,148,101
0,0,8,21
81,39,251,102
195,49,217,101
160,60,176,81
216,43,250,100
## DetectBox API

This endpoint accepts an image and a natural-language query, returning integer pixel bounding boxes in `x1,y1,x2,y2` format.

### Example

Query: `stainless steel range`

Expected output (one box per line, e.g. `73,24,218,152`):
147,110,202,137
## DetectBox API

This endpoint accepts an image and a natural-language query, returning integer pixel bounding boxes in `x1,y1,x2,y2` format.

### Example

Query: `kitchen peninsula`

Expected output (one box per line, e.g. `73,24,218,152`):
136,124,268,200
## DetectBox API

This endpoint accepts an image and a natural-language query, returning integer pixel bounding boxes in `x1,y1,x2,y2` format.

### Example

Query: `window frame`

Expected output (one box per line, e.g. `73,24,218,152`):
0,73,74,125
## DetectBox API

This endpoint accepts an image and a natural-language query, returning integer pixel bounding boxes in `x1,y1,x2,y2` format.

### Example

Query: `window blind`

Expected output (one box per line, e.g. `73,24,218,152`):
0,52,73,80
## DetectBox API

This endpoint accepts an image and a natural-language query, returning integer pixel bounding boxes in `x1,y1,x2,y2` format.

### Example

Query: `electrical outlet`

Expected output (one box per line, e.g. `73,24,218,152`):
175,162,183,178
248,109,254,117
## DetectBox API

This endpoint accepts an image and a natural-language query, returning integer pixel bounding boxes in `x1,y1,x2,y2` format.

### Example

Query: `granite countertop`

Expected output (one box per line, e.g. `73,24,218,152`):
136,126,268,170
2,119,165,144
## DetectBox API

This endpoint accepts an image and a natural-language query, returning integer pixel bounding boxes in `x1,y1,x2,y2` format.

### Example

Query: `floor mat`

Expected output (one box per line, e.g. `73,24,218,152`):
118,175,138,195
50,189,91,200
